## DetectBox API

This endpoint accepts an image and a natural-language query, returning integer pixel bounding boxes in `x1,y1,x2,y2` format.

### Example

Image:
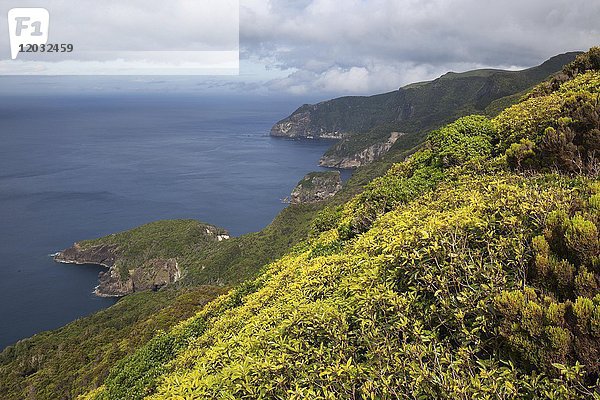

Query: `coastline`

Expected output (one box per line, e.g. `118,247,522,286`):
52,254,122,298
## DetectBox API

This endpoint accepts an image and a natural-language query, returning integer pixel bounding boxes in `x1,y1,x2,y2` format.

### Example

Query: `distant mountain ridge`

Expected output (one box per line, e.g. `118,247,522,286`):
271,52,582,167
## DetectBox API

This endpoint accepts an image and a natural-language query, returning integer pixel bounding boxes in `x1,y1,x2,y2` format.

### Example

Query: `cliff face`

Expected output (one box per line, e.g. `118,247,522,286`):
53,220,230,297
270,105,346,139
319,132,405,168
54,243,118,268
289,171,342,204
54,245,182,297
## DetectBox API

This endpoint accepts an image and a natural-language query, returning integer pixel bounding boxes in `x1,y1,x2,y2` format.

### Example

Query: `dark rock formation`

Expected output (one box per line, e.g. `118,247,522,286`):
288,171,342,204
54,243,118,268
319,132,405,168
54,245,182,297
97,258,180,297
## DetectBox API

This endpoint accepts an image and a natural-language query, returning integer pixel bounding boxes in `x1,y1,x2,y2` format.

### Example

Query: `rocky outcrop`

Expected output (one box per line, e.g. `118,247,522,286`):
54,243,118,268
288,171,342,204
270,105,346,139
54,220,230,297
54,245,182,297
96,258,180,297
319,132,405,169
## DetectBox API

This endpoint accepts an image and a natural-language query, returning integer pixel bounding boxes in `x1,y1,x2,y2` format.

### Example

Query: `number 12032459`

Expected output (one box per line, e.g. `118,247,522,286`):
18,43,74,53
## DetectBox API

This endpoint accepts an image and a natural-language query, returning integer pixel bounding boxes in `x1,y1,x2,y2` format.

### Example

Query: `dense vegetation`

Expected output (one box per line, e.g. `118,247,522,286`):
1,49,597,400
75,48,599,399
0,287,226,400
0,203,328,400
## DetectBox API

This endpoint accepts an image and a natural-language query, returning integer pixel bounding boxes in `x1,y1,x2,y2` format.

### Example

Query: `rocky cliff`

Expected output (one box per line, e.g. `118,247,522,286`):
54,220,229,297
288,171,342,204
319,131,405,168
55,246,181,297
270,104,346,139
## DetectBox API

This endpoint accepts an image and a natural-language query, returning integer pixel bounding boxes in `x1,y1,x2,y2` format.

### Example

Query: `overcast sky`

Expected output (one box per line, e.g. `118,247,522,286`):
1,0,599,97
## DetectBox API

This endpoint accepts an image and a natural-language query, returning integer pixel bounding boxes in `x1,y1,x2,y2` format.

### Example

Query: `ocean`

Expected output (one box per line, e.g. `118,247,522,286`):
0,93,343,350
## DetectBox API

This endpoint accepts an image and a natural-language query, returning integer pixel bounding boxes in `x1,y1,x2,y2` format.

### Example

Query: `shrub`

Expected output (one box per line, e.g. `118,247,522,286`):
565,214,599,265
428,115,496,167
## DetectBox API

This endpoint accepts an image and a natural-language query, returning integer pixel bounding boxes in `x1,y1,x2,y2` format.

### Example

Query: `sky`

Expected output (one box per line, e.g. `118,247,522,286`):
1,0,599,98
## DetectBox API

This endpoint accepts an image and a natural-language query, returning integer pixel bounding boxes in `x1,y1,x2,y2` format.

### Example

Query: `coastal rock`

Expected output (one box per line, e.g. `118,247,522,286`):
53,220,229,297
54,245,182,297
270,104,345,139
96,258,180,297
288,171,342,204
319,132,405,169
54,243,118,268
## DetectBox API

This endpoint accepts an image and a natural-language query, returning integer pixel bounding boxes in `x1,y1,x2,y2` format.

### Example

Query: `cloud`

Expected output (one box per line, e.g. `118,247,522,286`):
0,0,239,75
241,0,600,95
1,0,598,95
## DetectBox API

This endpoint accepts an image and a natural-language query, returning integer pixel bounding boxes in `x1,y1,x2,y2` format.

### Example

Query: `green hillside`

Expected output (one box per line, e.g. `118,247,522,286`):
78,48,598,399
1,48,597,400
273,52,580,139
273,52,581,166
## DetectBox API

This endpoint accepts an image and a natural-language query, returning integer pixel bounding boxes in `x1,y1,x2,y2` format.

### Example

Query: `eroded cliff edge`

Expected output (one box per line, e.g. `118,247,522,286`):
288,171,343,204
54,220,230,297
319,131,405,168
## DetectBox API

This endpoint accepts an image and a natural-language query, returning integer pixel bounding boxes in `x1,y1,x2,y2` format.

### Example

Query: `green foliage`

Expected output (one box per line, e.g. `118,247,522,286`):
296,171,339,190
339,162,444,238
493,93,563,151
309,205,343,237
494,48,600,174
428,115,496,167
506,139,537,169
496,184,600,385
89,172,598,400
565,215,599,265
0,286,225,400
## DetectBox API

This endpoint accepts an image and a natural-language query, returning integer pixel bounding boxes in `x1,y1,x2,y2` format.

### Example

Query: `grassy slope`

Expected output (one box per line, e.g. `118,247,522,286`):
82,49,600,399
0,287,226,400
106,173,593,399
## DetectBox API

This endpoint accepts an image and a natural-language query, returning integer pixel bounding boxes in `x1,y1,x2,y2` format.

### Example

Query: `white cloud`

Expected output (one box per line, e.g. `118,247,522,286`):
241,0,600,94
1,0,599,94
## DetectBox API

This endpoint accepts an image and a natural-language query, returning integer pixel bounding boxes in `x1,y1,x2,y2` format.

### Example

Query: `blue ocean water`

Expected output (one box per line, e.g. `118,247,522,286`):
0,94,343,350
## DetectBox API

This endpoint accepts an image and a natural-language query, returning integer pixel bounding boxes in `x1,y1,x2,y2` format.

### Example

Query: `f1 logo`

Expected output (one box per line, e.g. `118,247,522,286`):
8,8,50,60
